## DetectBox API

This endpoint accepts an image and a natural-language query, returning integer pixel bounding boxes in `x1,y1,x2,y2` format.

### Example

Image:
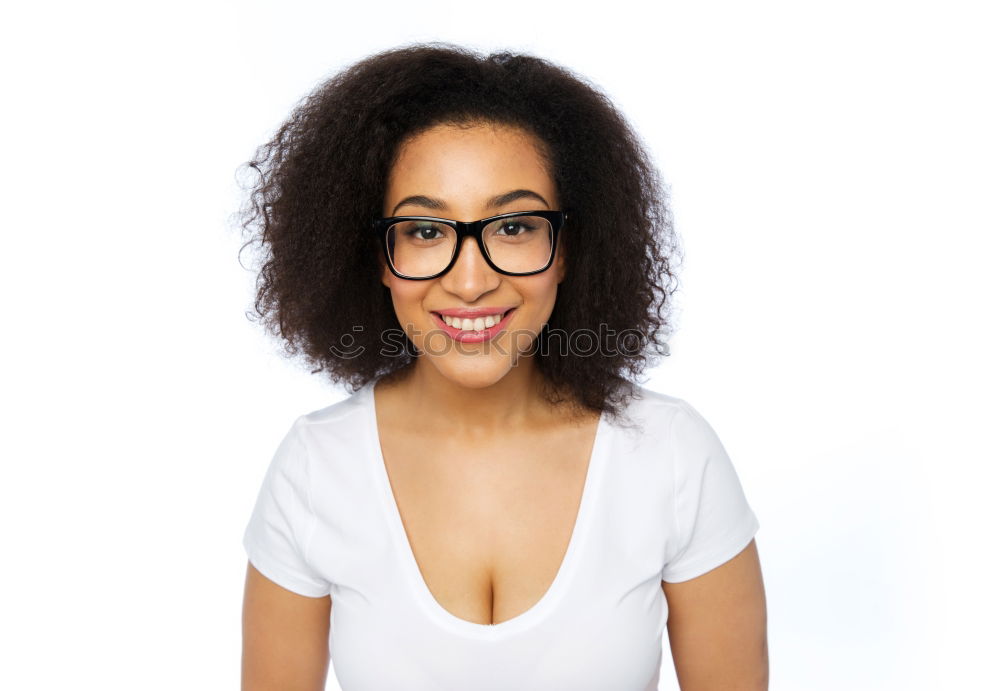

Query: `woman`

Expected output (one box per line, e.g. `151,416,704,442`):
240,45,767,690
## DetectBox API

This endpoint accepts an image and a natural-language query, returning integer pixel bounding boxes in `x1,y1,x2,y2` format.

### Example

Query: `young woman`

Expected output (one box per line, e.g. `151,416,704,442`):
239,45,767,690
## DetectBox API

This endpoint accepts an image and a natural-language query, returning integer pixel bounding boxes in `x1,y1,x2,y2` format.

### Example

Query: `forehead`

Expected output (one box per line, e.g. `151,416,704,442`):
384,122,557,214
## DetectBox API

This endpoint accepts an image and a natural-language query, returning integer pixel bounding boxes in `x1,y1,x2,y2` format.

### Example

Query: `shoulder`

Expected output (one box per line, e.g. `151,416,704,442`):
613,384,711,438
291,382,373,448
608,385,734,477
629,385,692,414
299,382,371,424
256,384,375,488
274,384,381,501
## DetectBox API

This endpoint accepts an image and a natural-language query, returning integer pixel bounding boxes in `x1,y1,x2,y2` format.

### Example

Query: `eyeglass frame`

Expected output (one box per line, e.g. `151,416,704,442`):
373,209,567,281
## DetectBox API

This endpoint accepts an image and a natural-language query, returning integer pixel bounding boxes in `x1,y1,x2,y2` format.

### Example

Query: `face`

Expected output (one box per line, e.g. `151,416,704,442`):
380,121,566,389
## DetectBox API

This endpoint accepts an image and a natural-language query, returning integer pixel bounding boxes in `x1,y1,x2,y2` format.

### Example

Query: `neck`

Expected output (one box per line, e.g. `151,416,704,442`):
381,356,560,437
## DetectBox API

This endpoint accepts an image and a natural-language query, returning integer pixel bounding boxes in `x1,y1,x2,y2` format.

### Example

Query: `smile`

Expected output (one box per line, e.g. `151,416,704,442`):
430,308,517,343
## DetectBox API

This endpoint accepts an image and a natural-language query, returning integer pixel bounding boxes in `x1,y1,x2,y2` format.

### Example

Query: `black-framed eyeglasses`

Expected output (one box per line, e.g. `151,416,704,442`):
373,210,566,280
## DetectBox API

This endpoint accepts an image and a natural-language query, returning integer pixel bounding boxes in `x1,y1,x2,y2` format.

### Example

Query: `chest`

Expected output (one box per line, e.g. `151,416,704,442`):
378,422,598,626
314,394,675,689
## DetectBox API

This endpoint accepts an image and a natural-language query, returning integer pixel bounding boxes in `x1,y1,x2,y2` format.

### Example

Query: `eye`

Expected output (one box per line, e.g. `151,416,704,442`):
405,223,445,241
497,220,535,236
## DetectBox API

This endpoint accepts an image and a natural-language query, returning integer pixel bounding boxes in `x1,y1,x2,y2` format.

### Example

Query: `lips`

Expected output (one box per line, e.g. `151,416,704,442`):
432,305,517,318
435,309,511,330
429,307,517,343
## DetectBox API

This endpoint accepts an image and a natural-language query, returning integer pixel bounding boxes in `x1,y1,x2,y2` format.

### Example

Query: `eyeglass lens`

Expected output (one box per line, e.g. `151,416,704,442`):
386,214,554,278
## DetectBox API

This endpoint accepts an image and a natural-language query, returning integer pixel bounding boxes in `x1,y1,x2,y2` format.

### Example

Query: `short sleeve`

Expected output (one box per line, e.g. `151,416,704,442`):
661,401,760,583
242,418,331,597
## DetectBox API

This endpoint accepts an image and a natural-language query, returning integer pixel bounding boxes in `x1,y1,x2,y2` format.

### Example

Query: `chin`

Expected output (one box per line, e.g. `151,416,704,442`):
429,354,516,390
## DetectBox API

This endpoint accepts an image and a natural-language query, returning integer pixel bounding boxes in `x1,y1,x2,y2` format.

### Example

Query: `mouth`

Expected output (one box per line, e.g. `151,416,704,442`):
429,308,517,343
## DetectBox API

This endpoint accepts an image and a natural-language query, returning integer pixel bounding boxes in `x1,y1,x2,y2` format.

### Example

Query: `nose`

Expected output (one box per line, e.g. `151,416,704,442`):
439,236,501,301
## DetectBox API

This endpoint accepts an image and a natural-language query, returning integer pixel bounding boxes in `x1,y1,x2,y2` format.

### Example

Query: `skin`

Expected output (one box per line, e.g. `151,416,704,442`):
379,120,567,407
242,121,768,690
662,542,769,690
242,566,331,691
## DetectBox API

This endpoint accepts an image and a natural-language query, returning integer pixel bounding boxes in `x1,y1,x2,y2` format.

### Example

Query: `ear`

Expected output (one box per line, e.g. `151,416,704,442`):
377,253,393,288
555,239,567,284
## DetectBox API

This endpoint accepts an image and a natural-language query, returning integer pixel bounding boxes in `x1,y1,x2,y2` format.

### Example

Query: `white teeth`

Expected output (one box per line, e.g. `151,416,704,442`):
439,312,506,331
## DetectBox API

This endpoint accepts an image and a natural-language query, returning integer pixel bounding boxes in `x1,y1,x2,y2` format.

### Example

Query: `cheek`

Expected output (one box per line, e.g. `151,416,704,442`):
385,279,430,321
517,274,561,313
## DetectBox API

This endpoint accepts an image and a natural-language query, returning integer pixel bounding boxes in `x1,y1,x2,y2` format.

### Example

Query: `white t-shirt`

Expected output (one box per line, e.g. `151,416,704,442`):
243,380,760,691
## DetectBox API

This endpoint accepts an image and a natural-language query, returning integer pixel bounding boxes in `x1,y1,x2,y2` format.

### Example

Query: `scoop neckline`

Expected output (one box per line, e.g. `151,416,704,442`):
363,378,608,639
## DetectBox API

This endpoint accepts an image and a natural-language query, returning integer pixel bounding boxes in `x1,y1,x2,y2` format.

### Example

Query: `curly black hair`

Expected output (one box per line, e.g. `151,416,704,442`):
238,43,681,419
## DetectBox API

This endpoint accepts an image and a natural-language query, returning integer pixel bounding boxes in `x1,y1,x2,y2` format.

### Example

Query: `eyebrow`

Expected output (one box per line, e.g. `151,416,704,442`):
391,189,551,216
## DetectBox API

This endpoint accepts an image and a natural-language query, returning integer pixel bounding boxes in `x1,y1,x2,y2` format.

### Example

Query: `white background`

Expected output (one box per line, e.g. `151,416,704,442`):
2,1,998,689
